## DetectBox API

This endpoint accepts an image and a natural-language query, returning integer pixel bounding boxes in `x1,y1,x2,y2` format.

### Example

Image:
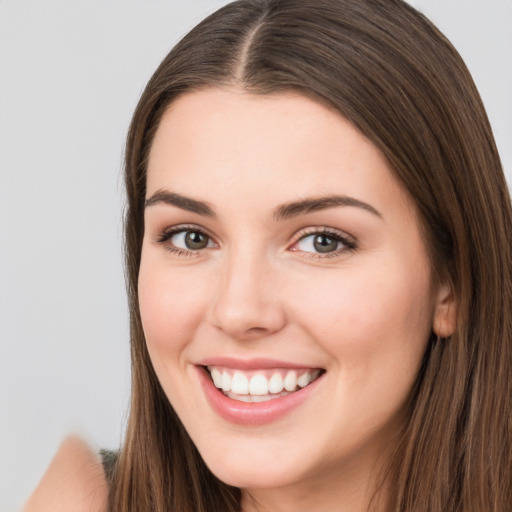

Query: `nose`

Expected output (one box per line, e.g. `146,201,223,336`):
209,250,287,341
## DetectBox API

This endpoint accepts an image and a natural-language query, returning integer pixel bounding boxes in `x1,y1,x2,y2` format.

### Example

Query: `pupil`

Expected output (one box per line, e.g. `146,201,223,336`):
313,234,338,253
185,231,208,250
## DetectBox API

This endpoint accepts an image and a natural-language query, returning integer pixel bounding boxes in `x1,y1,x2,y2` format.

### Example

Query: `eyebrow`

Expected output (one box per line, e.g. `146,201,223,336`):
145,190,382,220
145,190,215,217
273,195,382,221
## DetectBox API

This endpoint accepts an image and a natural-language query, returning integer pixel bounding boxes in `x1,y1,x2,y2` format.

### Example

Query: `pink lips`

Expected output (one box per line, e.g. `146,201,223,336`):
199,356,315,370
196,358,324,426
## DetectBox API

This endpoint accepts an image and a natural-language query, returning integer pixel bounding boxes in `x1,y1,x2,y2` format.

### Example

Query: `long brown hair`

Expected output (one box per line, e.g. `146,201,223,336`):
110,1,512,510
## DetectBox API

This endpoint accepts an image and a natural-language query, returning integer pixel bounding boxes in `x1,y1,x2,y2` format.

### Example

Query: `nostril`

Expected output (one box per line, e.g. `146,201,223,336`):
246,327,268,335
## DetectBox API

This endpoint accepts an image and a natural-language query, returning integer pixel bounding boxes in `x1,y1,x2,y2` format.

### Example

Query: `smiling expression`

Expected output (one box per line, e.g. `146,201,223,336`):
138,88,452,504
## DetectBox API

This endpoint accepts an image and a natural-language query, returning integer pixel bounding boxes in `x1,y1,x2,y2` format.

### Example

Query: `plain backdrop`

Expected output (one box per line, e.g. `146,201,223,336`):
0,1,510,510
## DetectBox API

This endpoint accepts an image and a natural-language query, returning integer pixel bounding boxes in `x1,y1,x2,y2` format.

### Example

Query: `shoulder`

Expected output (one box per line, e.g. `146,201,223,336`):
22,436,109,512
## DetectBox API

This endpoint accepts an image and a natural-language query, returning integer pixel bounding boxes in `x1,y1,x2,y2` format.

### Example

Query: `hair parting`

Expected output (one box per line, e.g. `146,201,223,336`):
109,1,512,510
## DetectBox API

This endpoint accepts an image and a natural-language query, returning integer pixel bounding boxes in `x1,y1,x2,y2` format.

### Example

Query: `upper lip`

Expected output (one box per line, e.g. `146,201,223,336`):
197,356,324,371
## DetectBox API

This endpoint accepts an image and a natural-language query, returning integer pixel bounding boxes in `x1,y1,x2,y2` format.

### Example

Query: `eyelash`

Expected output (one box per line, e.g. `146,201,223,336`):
291,227,357,259
156,224,214,257
155,225,357,258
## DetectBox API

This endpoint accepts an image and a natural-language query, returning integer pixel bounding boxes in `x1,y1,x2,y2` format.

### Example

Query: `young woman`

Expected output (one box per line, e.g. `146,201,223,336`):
24,0,511,511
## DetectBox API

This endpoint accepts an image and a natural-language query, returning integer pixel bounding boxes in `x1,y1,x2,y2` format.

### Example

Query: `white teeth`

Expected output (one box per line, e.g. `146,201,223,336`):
283,370,297,392
225,390,291,402
211,368,223,388
297,372,310,388
229,393,252,402
208,366,322,398
249,374,269,395
268,373,284,394
221,371,232,392
231,372,249,394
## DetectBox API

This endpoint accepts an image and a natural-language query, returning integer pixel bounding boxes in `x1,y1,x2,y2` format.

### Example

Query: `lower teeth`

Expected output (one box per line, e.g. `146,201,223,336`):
224,389,296,403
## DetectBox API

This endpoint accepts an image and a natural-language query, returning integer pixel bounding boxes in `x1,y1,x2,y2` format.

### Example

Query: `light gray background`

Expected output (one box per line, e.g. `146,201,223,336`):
0,1,510,510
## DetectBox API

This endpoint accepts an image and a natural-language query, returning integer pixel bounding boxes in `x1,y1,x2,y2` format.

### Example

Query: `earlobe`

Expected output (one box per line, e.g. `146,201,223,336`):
433,282,457,338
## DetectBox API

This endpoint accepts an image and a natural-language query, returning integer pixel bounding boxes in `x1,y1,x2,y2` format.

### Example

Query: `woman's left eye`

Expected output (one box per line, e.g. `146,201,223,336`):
291,230,356,256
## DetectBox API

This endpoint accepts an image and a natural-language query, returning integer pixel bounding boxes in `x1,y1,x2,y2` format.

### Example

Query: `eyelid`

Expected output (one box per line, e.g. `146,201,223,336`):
153,223,357,258
288,226,357,257
155,223,218,254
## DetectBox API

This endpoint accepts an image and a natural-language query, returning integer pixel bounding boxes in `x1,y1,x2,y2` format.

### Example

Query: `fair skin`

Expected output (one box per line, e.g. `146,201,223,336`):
139,88,455,511
22,436,108,512
25,87,455,512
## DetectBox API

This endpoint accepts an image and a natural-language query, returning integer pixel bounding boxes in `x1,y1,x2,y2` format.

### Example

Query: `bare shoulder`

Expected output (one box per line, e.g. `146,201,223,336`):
22,436,109,512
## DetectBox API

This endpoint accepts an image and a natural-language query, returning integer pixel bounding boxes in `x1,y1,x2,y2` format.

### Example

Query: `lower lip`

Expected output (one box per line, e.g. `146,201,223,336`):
197,366,324,426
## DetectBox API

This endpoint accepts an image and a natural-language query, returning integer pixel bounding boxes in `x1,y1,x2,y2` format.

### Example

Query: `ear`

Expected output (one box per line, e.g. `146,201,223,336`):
433,281,457,338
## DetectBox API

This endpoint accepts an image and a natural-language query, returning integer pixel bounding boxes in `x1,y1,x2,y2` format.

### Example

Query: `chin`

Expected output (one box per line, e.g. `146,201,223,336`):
190,426,334,492
203,454,302,490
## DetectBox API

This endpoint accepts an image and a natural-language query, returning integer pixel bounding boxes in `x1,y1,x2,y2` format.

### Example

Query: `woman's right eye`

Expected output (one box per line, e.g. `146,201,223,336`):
157,227,216,254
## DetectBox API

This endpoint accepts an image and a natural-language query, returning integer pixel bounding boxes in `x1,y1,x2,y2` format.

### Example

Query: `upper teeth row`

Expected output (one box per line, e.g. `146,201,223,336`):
208,367,320,395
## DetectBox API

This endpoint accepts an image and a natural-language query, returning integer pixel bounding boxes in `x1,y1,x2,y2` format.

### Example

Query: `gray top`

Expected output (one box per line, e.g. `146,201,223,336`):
99,449,117,485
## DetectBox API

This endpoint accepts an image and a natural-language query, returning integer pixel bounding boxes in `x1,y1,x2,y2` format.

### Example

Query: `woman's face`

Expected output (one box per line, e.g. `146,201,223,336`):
139,88,453,498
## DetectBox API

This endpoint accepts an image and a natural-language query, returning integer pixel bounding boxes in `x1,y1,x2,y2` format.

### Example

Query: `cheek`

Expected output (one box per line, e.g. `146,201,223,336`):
288,258,434,375
290,262,434,438
138,255,212,360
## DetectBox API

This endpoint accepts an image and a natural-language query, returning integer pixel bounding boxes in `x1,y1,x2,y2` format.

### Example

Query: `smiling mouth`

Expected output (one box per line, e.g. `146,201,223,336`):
205,366,324,403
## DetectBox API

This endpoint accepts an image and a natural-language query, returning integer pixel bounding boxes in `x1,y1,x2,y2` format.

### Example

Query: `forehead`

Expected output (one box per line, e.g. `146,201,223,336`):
146,87,411,218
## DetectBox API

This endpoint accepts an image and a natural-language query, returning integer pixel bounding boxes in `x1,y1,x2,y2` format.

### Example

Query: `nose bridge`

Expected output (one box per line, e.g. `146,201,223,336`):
210,242,285,339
